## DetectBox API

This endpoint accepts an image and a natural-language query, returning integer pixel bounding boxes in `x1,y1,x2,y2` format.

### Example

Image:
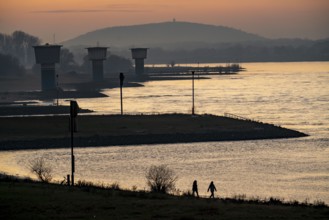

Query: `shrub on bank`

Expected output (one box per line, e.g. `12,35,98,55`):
146,165,178,194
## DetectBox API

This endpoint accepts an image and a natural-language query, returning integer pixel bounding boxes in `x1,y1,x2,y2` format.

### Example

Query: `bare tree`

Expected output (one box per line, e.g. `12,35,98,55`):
28,158,53,183
146,165,178,194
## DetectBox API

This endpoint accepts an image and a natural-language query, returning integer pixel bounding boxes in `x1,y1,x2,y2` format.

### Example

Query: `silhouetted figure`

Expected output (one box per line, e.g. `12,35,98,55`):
192,180,199,197
207,181,217,198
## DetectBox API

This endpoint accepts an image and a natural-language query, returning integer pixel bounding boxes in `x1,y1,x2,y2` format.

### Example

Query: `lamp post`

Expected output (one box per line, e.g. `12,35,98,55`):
119,73,125,115
192,71,195,115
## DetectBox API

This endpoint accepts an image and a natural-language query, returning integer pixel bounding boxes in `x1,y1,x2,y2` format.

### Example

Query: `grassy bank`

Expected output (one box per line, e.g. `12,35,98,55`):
0,114,307,150
0,176,327,220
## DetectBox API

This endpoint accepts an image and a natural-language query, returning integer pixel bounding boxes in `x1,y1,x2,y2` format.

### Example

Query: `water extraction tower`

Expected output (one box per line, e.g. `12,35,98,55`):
86,46,108,81
130,48,148,75
33,44,62,91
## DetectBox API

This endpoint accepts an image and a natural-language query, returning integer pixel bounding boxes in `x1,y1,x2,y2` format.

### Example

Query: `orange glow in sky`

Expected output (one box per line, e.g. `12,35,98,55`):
1,0,329,42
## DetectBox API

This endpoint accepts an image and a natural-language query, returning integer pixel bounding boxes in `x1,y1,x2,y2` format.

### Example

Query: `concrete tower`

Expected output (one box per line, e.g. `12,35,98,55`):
86,47,108,81
130,48,148,75
33,44,62,91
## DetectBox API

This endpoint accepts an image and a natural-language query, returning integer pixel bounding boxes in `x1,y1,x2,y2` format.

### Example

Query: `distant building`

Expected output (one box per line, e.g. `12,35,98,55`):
33,43,62,91
130,48,148,75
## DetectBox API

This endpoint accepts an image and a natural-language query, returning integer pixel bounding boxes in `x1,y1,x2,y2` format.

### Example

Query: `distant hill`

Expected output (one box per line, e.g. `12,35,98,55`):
62,21,266,49
61,22,329,63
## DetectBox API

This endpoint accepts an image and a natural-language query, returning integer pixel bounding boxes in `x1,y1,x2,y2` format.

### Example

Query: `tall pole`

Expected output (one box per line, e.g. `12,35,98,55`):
119,73,125,115
70,101,78,186
192,71,195,115
120,86,123,115
56,74,59,106
70,116,74,186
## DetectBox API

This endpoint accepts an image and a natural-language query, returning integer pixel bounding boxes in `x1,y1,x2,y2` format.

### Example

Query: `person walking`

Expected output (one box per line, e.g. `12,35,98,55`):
192,180,199,197
207,181,217,198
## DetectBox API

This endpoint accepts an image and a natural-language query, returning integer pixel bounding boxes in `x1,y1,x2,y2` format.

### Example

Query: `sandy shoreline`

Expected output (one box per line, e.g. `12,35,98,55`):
0,114,307,151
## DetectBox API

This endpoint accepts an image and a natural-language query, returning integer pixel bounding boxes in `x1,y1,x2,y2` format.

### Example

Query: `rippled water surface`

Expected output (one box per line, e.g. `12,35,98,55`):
1,62,328,203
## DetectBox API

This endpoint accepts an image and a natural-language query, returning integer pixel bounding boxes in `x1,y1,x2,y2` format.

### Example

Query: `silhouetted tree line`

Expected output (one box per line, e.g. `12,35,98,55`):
1,31,133,76
146,39,329,63
0,53,26,76
0,31,41,67
2,30,328,76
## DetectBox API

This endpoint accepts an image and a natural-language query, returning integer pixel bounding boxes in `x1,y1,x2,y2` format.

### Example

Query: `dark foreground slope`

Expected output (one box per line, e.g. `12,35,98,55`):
0,114,307,150
0,179,327,220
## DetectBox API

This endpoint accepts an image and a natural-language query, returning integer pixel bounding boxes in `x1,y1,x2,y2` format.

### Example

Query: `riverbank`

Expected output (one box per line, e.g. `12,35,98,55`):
0,114,307,151
0,175,327,220
0,74,142,104
0,72,214,104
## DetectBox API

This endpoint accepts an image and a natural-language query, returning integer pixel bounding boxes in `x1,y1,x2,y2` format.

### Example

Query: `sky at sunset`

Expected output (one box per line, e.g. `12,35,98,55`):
1,0,329,43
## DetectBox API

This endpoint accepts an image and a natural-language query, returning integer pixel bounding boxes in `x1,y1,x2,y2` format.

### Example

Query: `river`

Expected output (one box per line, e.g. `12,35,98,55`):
0,61,328,203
